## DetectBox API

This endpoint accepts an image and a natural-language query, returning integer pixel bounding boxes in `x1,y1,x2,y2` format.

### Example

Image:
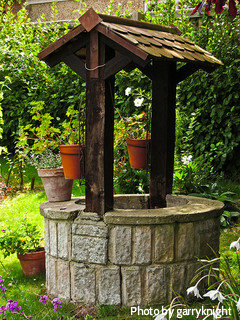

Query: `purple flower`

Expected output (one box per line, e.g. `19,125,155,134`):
0,305,7,317
0,276,4,283
6,300,21,314
51,298,62,311
0,284,7,292
39,295,48,304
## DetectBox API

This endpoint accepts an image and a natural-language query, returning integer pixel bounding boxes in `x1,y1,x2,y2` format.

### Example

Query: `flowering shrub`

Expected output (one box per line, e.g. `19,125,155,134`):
25,150,62,170
154,238,240,320
173,155,206,193
187,238,240,320
0,218,43,257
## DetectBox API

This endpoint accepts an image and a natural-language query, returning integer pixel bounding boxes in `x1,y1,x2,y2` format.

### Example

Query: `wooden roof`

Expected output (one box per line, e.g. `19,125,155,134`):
38,8,223,69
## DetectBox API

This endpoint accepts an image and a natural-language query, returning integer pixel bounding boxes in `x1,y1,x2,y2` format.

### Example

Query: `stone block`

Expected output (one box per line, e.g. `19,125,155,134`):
133,226,151,265
72,223,108,238
71,263,96,304
49,220,57,257
72,235,107,264
46,255,57,296
44,220,49,254
169,263,187,300
98,267,121,305
57,259,70,300
168,262,201,301
194,218,220,258
176,223,195,261
122,267,142,306
58,222,70,260
146,266,167,304
109,226,132,265
169,261,203,301
154,224,174,262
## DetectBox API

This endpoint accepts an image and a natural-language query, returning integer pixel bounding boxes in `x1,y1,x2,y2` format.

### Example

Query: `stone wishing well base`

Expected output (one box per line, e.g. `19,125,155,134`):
40,195,223,306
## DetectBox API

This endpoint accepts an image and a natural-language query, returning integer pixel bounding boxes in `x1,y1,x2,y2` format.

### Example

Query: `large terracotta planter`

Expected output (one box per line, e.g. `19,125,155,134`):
126,138,150,169
37,167,73,202
17,248,45,277
59,144,84,179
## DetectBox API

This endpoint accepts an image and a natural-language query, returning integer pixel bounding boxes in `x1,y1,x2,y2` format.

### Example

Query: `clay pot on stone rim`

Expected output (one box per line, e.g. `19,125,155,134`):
37,167,73,202
59,144,85,180
126,138,150,169
17,248,45,277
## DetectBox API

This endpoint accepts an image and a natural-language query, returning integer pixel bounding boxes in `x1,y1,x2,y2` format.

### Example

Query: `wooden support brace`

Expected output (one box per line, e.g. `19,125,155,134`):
176,63,201,83
43,37,87,68
62,54,86,81
138,62,154,79
104,53,131,79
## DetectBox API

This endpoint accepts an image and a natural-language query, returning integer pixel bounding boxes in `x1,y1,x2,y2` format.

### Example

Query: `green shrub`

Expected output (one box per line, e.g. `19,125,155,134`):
0,7,85,152
177,12,240,179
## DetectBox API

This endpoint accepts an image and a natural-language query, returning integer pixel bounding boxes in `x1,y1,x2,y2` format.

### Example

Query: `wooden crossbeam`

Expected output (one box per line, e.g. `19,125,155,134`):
62,54,86,81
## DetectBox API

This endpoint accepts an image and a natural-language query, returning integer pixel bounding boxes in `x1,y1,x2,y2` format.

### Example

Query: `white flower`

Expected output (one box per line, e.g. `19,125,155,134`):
236,298,240,311
230,238,240,250
203,290,225,303
155,313,167,320
125,87,131,96
134,97,144,107
187,285,202,299
182,155,192,165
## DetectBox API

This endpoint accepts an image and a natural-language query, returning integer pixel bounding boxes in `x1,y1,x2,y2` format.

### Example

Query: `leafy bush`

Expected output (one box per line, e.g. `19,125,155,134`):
0,7,85,152
0,218,43,257
177,12,240,179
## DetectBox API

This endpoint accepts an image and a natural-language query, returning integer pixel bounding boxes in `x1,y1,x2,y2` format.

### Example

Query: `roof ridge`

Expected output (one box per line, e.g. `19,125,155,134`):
98,13,180,35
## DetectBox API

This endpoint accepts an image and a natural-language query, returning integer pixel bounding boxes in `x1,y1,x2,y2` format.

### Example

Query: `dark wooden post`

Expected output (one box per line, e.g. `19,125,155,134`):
85,30,115,216
149,61,176,208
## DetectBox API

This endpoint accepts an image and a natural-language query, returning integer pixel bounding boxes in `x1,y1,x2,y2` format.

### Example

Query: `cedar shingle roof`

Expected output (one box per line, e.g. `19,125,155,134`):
38,9,223,69
100,21,222,66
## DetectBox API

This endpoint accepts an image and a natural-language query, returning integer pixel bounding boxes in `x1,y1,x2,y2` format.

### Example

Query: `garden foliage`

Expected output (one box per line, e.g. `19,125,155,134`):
0,0,239,193
0,6,85,152
177,12,240,179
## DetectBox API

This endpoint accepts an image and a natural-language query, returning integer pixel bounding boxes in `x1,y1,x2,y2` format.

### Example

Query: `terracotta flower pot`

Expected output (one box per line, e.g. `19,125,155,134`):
17,248,45,277
126,138,150,169
59,144,85,179
37,167,73,202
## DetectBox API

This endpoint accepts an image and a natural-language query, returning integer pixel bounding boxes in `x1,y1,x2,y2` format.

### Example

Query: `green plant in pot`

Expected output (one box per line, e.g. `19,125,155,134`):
116,104,151,169
0,218,45,276
116,87,151,169
17,101,73,201
59,105,85,180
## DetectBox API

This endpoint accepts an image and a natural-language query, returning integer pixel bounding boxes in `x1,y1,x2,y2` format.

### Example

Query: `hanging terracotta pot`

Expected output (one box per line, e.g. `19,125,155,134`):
17,248,45,277
59,144,85,179
37,167,73,202
126,138,150,169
